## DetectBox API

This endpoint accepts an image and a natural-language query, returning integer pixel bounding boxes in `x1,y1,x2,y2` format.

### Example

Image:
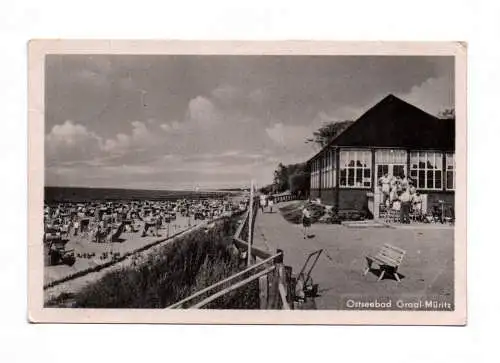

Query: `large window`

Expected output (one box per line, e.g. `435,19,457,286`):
339,150,372,188
446,153,455,190
321,154,327,189
310,160,314,189
375,149,407,180
375,149,407,164
316,158,320,189
320,149,336,189
410,151,443,190
310,158,320,189
328,149,336,188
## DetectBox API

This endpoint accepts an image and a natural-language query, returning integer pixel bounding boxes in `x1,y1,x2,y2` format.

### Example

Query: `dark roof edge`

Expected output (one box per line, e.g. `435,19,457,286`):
306,95,388,163
305,94,451,163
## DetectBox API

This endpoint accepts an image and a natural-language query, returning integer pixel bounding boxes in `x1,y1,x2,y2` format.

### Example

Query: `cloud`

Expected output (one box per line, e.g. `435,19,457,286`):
248,88,265,105
159,120,182,132
397,76,454,116
188,96,219,126
45,120,103,165
211,84,240,103
220,150,240,157
265,122,311,148
46,119,175,171
102,120,167,155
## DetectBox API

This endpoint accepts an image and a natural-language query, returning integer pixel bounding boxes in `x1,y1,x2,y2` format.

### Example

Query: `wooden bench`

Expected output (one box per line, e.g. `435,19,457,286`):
364,243,406,282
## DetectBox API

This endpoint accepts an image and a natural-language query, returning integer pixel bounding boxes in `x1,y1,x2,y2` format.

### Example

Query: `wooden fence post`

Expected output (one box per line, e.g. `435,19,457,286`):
274,249,288,309
277,264,292,310
284,265,294,308
267,250,281,309
259,274,268,309
247,180,254,267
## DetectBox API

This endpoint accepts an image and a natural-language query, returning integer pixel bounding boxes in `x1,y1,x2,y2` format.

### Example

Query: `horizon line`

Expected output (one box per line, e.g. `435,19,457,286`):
44,185,249,192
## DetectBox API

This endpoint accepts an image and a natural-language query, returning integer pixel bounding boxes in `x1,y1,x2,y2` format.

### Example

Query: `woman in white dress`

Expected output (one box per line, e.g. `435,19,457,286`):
268,197,274,213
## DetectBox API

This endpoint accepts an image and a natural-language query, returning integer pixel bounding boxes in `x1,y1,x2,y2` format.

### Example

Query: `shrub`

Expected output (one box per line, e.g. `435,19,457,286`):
279,201,325,224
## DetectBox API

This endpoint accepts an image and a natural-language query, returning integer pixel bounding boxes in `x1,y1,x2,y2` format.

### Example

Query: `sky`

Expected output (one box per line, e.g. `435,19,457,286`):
45,55,454,190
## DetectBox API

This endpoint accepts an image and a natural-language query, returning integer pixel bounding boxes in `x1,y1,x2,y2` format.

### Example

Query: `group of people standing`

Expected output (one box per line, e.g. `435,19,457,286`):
259,194,275,213
378,173,423,223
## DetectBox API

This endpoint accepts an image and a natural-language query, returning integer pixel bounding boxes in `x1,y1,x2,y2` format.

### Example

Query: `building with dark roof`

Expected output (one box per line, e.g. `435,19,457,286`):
307,94,455,217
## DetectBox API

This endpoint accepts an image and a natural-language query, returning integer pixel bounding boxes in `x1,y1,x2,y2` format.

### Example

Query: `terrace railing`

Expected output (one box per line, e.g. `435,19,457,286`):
271,192,302,203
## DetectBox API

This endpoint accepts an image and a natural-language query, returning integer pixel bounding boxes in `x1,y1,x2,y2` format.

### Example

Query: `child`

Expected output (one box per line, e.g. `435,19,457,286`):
302,206,311,239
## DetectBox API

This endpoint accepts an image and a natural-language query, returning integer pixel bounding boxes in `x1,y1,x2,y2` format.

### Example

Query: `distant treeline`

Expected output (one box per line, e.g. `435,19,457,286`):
45,186,237,203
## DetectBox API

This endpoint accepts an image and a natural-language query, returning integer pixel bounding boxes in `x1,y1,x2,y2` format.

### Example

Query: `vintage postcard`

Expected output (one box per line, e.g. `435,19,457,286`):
28,40,467,325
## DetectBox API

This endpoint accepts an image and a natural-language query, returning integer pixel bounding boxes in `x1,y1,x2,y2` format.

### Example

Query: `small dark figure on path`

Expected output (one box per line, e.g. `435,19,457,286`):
302,206,311,239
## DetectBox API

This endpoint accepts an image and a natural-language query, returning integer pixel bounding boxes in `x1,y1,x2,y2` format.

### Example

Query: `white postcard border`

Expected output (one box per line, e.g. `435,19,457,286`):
28,40,467,325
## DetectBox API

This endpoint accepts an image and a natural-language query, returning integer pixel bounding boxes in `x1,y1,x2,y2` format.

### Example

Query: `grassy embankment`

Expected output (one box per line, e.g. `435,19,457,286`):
279,200,367,224
46,215,259,309
279,201,326,224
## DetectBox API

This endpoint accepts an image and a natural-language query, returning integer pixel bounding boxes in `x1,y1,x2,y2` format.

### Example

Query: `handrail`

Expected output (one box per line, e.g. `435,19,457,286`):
234,209,249,240
192,266,276,309
166,251,281,309
233,196,258,241
233,237,272,260
166,195,294,311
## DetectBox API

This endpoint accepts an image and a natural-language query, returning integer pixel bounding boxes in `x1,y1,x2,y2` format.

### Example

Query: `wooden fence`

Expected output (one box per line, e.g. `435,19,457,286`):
167,196,294,310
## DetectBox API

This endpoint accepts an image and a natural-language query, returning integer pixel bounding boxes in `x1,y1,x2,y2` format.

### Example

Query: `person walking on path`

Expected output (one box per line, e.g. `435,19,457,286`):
268,197,274,213
259,194,267,213
302,205,312,239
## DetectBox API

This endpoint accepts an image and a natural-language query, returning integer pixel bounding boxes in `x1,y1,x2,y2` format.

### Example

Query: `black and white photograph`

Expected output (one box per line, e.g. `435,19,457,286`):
28,41,466,324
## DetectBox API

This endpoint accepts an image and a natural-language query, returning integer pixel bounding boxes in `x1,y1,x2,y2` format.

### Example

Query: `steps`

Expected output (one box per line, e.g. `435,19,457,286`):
341,220,390,228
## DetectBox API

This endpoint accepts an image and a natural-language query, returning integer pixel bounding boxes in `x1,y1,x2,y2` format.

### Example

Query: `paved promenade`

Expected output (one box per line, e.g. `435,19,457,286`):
253,202,454,310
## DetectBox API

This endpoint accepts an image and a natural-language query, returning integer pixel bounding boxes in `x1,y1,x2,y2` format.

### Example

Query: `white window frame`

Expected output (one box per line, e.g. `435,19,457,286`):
325,155,328,188
375,149,407,164
310,150,337,190
309,161,313,189
310,161,314,189
321,155,326,189
315,159,319,189
339,149,372,189
316,159,319,189
317,158,320,189
446,153,455,191
311,158,320,189
410,151,443,191
326,149,336,188
325,152,330,188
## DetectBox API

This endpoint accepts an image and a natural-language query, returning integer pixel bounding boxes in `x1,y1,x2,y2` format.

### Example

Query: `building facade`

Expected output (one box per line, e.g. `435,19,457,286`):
308,95,455,216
